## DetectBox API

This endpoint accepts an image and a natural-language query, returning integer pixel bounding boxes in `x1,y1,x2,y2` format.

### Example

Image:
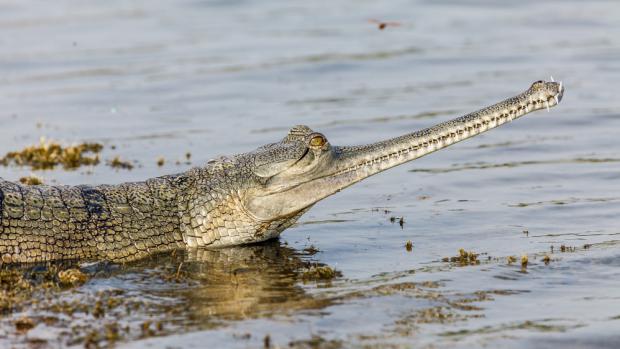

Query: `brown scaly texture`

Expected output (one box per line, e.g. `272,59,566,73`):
0,175,184,263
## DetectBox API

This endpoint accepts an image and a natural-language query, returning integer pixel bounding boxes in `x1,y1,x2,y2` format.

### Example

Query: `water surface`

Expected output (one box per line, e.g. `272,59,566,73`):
0,0,619,348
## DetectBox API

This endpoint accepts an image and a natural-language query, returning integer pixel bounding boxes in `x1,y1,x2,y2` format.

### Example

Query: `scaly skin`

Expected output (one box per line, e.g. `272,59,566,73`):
0,80,564,263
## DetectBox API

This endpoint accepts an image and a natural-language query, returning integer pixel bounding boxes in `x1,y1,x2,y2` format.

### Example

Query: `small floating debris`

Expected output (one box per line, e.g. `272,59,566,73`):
507,256,517,265
368,19,402,30
156,157,165,167
19,175,43,185
185,152,192,161
542,255,551,265
303,245,320,255
389,216,405,228
523,230,529,236
0,139,102,170
161,263,187,283
405,240,413,252
108,156,134,170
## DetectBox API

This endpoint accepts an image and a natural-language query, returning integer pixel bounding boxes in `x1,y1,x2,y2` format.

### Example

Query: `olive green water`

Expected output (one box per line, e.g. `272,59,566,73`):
1,0,619,348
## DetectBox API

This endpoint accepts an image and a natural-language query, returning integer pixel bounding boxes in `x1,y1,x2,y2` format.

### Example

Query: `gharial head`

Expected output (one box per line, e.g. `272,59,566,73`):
185,79,564,248
242,79,564,222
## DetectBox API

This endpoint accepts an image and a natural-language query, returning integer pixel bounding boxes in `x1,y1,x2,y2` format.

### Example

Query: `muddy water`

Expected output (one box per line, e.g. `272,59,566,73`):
1,0,619,348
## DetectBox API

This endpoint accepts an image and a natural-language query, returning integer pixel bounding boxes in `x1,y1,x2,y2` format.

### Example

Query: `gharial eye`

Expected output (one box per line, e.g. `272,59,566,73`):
309,134,326,147
531,80,545,89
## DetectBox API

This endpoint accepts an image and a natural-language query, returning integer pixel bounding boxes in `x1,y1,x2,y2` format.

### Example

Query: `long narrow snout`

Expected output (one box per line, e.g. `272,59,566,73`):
330,80,564,185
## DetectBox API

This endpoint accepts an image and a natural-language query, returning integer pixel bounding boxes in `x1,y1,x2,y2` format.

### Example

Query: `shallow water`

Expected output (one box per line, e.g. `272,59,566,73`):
1,0,619,348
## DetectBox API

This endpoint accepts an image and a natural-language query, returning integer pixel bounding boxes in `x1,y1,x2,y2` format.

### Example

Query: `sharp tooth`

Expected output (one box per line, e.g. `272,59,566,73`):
559,81,563,91
545,101,550,112
554,95,559,104
550,75,555,82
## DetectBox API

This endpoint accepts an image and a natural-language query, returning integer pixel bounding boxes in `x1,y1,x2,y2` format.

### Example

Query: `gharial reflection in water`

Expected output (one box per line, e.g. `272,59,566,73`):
0,241,338,346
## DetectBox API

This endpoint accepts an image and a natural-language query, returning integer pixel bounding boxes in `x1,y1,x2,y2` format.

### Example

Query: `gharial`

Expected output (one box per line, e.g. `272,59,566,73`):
0,80,564,264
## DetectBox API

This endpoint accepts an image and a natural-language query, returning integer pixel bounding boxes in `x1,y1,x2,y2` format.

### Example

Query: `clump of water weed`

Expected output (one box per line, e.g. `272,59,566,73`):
442,249,480,266
140,320,164,339
301,265,341,282
507,256,517,264
0,139,102,170
559,245,576,253
19,175,43,185
58,269,88,287
14,316,35,332
108,156,134,170
405,240,413,252
521,255,528,268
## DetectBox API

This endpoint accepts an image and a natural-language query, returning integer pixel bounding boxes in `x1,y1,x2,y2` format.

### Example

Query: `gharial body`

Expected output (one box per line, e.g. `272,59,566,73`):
0,80,564,264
